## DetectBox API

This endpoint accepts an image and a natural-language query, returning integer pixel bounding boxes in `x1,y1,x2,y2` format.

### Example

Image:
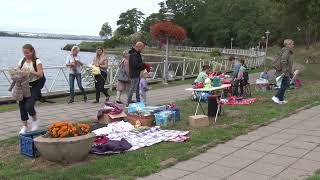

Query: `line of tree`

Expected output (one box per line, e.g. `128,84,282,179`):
98,0,320,49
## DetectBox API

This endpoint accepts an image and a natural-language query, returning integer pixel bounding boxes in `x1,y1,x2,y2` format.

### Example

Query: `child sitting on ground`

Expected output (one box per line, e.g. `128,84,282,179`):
194,65,210,84
139,70,150,104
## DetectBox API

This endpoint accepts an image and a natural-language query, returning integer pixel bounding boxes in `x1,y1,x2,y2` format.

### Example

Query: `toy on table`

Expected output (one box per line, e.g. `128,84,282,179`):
204,78,212,89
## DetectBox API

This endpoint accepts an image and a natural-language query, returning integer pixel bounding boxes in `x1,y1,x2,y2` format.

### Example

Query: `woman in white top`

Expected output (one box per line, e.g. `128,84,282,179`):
65,46,87,103
92,47,110,103
18,44,44,134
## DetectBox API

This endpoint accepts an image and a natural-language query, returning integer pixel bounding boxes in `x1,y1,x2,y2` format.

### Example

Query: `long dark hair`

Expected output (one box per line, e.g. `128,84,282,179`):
23,44,38,63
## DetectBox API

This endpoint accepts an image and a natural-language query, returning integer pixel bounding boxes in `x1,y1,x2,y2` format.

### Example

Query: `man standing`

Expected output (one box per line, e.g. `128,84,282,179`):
127,42,146,104
229,56,241,96
272,39,294,104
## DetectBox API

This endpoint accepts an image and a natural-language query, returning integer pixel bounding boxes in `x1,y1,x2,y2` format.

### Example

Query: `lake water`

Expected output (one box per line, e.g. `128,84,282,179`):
0,37,118,98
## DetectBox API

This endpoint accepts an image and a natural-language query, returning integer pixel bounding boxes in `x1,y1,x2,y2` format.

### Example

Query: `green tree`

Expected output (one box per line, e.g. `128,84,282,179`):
141,13,165,32
116,8,145,36
273,0,320,49
99,22,112,39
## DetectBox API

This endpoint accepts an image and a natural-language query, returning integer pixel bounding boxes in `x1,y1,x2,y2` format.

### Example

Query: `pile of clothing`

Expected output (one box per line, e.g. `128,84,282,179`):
91,121,190,155
96,101,125,120
220,96,256,105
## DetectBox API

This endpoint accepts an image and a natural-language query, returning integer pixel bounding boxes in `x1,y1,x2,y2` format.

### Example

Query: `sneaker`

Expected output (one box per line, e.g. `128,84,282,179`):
68,99,74,104
92,101,99,104
84,96,88,103
280,100,288,104
30,120,39,131
272,96,281,104
19,126,28,134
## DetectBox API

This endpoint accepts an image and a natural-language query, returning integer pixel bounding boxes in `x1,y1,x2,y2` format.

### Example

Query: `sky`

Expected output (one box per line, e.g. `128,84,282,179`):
0,0,163,36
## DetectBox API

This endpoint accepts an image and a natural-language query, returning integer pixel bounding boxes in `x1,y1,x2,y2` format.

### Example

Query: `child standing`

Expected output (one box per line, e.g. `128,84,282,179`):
139,70,150,104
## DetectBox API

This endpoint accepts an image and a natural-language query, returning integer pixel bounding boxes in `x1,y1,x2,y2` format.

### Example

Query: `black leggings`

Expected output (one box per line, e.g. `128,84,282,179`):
19,80,41,121
94,71,109,102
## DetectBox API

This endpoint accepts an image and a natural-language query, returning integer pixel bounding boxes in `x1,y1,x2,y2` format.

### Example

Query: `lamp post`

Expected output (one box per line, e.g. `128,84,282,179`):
163,12,175,84
265,30,270,55
230,38,234,49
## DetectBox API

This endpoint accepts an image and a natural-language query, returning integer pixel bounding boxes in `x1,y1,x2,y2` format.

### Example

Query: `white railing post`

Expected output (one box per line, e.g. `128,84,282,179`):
182,59,186,80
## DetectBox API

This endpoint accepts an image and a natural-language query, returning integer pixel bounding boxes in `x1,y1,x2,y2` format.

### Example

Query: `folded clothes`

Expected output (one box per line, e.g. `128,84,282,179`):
97,101,125,120
90,138,132,155
92,121,134,136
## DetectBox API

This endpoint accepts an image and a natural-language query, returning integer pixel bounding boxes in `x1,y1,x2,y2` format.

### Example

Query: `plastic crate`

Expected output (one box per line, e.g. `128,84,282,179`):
171,108,181,121
20,130,47,158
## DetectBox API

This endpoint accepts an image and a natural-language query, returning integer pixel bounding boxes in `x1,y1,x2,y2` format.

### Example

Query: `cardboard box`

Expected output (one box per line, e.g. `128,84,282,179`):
99,112,127,124
189,115,209,127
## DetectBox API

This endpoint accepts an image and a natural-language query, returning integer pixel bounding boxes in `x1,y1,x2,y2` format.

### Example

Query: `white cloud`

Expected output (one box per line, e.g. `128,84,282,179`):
0,0,163,35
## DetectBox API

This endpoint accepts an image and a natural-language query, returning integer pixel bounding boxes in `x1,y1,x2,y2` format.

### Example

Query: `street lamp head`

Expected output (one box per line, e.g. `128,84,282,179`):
262,36,265,40
165,12,175,21
231,38,234,41
265,30,270,35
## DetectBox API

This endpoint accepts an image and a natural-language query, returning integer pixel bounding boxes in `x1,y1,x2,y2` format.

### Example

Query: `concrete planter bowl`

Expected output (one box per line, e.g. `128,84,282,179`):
34,133,95,163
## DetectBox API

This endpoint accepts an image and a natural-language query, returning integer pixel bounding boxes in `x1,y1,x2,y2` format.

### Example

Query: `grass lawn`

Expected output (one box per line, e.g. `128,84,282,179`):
0,45,320,180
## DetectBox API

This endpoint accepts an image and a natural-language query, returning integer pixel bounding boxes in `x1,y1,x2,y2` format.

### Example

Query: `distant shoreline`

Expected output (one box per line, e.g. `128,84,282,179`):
0,32,101,41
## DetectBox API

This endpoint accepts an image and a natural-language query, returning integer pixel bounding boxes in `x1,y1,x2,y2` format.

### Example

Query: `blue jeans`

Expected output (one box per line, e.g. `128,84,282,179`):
127,77,140,103
276,76,290,101
69,73,86,100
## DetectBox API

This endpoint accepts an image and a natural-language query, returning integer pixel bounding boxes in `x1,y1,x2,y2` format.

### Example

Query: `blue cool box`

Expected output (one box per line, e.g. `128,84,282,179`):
20,130,47,158
155,111,175,126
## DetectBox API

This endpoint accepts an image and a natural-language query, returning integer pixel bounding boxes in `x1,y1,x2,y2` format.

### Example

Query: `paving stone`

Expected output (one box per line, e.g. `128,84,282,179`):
156,167,191,179
295,135,320,144
244,161,286,176
303,151,320,162
178,172,221,180
268,121,294,128
312,146,320,152
206,145,239,155
215,155,254,169
272,168,312,180
138,174,171,180
235,134,263,141
272,146,310,158
281,128,309,135
192,152,224,163
244,142,279,153
227,170,270,180
172,160,210,172
291,159,320,172
257,136,291,146
259,154,298,167
304,130,320,137
223,140,251,148
197,164,239,179
231,149,266,160
268,133,297,140
284,140,318,150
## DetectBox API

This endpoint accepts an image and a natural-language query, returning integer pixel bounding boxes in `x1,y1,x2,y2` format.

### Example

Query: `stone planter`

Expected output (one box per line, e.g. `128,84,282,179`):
34,133,95,163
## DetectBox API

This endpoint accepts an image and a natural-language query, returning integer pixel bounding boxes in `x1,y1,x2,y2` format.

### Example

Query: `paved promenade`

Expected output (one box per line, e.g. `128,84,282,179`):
0,84,191,140
139,105,320,180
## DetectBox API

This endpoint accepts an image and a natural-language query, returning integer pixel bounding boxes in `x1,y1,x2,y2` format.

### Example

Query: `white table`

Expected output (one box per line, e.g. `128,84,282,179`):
185,84,231,122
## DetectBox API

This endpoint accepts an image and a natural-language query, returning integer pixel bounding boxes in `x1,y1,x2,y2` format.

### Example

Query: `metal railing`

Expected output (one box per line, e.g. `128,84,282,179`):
0,48,266,98
175,46,221,53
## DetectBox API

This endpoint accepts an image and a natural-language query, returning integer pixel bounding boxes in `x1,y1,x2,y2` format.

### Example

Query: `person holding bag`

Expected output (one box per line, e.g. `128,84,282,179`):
92,47,110,103
66,46,87,104
116,50,130,103
16,44,44,134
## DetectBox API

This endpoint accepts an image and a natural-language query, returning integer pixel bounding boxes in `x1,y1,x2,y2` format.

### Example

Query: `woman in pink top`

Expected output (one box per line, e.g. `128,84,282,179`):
116,51,130,103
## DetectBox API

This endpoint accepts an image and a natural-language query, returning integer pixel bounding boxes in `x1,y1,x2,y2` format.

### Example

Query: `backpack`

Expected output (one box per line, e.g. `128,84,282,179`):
20,58,46,89
272,49,285,72
117,59,129,82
